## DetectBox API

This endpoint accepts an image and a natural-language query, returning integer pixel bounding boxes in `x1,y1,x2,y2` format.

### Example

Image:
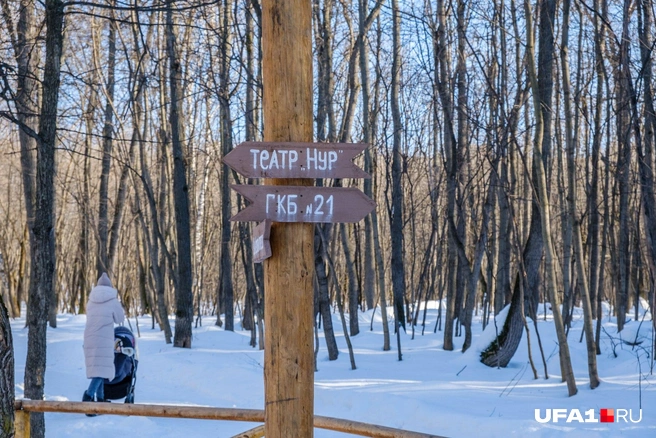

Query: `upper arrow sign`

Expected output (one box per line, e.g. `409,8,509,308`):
230,185,375,223
223,142,370,179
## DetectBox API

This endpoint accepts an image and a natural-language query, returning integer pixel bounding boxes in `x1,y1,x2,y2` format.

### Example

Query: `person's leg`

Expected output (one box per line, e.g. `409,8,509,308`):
96,378,105,401
86,377,104,401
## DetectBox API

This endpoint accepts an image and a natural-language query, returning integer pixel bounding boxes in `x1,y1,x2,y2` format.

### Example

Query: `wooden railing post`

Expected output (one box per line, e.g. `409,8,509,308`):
14,409,30,438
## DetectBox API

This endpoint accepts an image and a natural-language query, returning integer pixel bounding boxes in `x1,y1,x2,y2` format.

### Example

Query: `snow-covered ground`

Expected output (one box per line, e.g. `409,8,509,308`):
10,301,656,437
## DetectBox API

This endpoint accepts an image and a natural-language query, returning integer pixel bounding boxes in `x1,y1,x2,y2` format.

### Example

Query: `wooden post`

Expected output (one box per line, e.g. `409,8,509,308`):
15,409,30,438
262,0,314,437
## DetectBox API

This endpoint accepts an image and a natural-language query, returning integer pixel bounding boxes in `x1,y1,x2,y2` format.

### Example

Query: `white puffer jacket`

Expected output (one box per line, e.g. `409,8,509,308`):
83,285,125,379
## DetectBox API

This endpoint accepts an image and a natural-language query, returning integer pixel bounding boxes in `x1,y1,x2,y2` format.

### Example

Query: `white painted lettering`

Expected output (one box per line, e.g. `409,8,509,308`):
326,195,334,215
318,150,327,170
287,195,298,215
289,150,298,168
315,195,325,215
269,150,279,169
307,148,318,169
276,195,287,214
328,150,338,169
266,194,276,214
251,149,260,169
278,150,288,169
260,150,270,170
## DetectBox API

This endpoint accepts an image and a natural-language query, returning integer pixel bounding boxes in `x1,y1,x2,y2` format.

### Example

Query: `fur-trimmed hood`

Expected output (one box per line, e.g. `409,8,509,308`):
88,285,119,304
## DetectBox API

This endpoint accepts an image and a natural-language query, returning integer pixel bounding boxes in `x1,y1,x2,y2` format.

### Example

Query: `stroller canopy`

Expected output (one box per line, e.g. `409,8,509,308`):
114,326,136,352
108,326,137,386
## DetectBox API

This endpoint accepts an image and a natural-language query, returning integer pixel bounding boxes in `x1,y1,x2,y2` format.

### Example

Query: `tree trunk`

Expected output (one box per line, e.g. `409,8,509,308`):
593,0,610,353
107,140,135,276
368,16,390,351
5,0,39,323
96,3,117,278
635,0,656,319
615,0,633,332
522,0,558,317
588,0,606,320
25,2,65,436
480,275,525,367
166,0,194,348
136,98,172,343
390,0,405,362
360,0,376,309
435,0,457,352
218,0,235,332
0,294,14,437
454,0,470,342
461,169,496,352
244,3,264,348
76,126,90,314
496,158,512,314
341,224,360,336
312,0,340,356
525,0,577,396
315,226,339,360
561,0,600,389
193,107,210,328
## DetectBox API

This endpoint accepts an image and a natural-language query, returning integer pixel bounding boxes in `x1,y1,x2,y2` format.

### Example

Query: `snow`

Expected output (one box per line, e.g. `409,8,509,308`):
10,303,656,437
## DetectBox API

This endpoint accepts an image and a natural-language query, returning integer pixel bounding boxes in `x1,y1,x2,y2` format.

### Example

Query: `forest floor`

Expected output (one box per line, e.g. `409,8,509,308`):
10,300,656,437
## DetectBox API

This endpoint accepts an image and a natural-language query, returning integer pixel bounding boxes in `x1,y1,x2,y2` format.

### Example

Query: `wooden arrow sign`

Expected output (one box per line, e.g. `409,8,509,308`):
223,142,370,179
230,185,375,223
252,220,272,263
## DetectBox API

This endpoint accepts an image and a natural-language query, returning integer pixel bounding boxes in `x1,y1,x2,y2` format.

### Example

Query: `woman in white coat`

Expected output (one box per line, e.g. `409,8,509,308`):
83,272,125,404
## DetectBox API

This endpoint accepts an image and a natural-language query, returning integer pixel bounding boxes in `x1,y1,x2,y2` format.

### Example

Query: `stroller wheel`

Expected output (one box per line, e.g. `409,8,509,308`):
125,393,134,404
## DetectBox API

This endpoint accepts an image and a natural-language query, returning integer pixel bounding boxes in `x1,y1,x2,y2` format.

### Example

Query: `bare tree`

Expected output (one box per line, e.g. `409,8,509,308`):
312,0,339,360
96,2,117,279
525,0,577,396
217,0,235,332
636,0,656,325
561,0,599,389
0,0,39,322
165,0,194,348
22,1,66,435
362,3,390,351
614,0,633,332
434,0,458,352
390,0,406,362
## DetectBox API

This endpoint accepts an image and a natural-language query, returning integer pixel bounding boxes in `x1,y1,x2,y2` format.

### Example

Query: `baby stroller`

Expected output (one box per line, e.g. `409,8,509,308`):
104,326,138,403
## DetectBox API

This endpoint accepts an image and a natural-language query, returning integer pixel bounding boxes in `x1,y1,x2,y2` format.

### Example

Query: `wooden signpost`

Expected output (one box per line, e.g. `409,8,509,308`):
259,1,314,436
224,0,374,436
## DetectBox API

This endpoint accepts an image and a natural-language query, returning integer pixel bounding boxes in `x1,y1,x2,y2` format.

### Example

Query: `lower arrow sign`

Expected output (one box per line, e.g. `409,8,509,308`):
230,185,375,223
252,219,272,263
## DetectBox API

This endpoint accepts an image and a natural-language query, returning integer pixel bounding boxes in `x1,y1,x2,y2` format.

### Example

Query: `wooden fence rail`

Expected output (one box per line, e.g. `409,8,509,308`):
13,399,442,438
